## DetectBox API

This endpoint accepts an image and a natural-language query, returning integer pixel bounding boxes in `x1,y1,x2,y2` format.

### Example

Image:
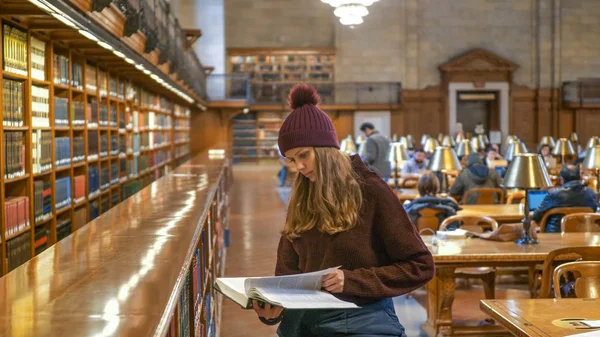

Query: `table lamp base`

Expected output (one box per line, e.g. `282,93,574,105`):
515,232,539,245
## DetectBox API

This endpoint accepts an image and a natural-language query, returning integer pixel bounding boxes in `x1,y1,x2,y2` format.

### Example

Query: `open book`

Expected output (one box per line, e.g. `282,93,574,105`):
214,266,359,310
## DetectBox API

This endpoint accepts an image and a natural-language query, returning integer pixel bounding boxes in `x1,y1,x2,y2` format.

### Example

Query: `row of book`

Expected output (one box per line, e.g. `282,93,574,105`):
72,101,85,126
33,180,52,224
72,63,83,90
7,232,31,272
2,79,24,127
88,166,100,197
55,97,69,126
74,175,86,202
32,130,52,174
86,64,97,92
53,54,69,87
74,137,85,163
55,177,72,210
4,196,30,237
90,200,99,220
34,227,49,256
55,137,71,167
57,218,71,241
3,24,28,76
32,85,50,127
101,167,110,189
31,36,46,81
4,132,25,179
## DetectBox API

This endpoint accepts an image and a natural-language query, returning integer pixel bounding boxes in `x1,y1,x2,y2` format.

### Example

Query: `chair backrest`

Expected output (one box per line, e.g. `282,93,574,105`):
561,213,600,233
553,261,600,298
462,187,505,205
416,207,445,234
538,207,594,232
401,176,419,188
439,214,498,233
506,190,526,204
539,246,600,298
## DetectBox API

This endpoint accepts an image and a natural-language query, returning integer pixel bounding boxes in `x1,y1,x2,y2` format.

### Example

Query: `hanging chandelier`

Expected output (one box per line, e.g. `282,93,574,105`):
321,0,380,25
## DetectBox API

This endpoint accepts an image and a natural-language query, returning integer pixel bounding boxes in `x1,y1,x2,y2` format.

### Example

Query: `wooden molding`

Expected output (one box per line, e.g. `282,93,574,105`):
122,31,147,55
68,0,93,13
183,28,202,50
88,3,126,39
227,47,336,56
203,66,214,77
440,48,519,73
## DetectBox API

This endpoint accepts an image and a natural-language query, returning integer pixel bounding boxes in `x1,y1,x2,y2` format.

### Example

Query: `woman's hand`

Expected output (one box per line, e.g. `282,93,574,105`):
322,270,344,293
252,300,283,320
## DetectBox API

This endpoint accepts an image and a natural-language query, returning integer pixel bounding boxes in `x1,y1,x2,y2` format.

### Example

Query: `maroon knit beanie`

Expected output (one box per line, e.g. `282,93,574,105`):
278,84,340,155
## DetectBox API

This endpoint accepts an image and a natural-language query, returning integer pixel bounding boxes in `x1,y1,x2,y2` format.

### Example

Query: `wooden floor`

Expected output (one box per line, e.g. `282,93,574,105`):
220,163,527,337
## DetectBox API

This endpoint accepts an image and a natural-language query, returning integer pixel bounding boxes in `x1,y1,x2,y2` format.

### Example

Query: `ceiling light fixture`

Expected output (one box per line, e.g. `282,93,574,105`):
321,0,379,25
78,29,99,42
98,41,114,51
113,50,126,59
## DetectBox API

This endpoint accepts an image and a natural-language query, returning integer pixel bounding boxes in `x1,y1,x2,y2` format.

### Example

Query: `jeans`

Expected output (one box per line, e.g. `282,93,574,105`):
277,298,406,337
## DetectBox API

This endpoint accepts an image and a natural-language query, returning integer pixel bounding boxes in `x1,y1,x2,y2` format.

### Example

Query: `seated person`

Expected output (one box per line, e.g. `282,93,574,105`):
532,165,599,233
402,148,429,174
404,171,460,228
484,145,505,168
449,153,504,204
538,143,556,169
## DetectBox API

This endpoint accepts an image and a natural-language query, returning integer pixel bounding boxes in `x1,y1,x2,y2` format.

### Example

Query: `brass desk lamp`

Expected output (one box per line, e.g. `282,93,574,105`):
503,153,553,244
429,146,461,194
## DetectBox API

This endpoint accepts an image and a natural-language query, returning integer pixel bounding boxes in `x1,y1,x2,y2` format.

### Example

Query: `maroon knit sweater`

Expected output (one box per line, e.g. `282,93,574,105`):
275,155,435,304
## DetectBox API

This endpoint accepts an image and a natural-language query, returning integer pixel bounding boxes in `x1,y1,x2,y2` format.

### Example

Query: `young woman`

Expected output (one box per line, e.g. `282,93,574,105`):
252,84,434,336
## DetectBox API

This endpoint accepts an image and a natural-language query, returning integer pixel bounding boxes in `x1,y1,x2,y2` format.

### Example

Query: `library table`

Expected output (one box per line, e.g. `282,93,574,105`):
0,149,230,336
458,204,524,223
395,188,419,202
480,298,600,337
423,233,600,337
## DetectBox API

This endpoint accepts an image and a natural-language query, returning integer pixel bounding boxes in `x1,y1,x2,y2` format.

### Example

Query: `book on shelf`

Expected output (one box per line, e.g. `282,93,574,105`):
55,177,72,210
85,63,97,92
53,53,69,86
34,226,50,255
56,218,72,241
31,36,46,81
6,231,31,272
3,78,24,127
3,24,28,76
88,166,100,196
4,196,30,236
72,62,83,90
215,266,359,310
54,137,71,167
89,200,99,221
32,130,52,174
73,137,85,163
4,132,25,179
72,101,85,126
73,207,87,231
74,175,86,202
34,180,52,223
54,97,69,126
32,85,50,127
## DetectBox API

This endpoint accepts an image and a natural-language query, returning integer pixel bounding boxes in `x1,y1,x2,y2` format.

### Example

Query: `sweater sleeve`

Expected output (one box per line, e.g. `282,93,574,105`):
342,180,435,298
275,235,302,276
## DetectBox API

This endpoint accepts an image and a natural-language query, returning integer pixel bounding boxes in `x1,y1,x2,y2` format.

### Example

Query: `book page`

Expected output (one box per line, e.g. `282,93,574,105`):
244,266,340,293
250,287,359,309
214,277,249,308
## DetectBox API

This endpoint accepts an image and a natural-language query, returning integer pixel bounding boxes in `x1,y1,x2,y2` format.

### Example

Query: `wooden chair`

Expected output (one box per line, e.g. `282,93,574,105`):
553,261,600,298
506,190,525,204
439,215,498,299
415,208,445,234
401,176,419,188
538,207,594,232
561,213,600,233
538,246,600,298
461,187,505,205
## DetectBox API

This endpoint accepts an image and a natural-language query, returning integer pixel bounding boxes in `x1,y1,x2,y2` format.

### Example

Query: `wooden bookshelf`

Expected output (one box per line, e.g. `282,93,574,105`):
232,111,284,163
0,19,192,275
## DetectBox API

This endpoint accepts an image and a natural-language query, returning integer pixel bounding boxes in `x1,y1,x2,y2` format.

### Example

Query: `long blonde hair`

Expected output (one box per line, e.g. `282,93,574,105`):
283,147,363,240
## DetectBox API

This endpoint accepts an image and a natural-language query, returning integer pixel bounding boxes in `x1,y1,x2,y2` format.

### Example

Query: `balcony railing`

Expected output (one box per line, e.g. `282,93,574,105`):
91,0,207,100
563,80,600,107
206,76,401,106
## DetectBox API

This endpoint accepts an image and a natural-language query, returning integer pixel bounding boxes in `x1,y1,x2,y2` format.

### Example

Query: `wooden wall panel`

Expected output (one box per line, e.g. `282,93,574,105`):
575,109,600,146
510,87,537,149
190,109,228,154
399,88,444,142
327,111,354,141
559,108,575,139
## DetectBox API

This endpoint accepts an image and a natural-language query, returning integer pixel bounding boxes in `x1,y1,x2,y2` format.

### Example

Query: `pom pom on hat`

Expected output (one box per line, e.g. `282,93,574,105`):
288,83,321,109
